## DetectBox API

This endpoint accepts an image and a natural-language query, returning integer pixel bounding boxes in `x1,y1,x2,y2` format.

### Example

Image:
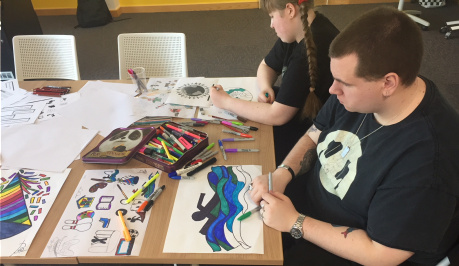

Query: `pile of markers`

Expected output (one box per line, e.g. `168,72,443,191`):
138,123,206,165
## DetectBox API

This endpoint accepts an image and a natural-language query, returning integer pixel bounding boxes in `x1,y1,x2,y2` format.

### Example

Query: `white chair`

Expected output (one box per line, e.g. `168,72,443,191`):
398,0,430,30
118,33,188,80
13,35,80,81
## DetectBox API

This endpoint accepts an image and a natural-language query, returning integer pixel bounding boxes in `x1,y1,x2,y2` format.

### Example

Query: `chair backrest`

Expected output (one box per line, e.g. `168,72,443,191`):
118,33,188,80
13,35,80,81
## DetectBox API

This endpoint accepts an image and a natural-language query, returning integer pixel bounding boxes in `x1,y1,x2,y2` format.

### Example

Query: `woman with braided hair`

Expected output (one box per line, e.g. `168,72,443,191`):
210,0,339,165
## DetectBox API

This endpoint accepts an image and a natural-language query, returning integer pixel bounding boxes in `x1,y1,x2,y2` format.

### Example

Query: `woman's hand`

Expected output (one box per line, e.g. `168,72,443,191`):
209,84,231,109
258,88,275,104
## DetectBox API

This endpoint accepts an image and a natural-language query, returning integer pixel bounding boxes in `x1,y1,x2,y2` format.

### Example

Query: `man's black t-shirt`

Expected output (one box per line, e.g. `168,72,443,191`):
292,76,459,264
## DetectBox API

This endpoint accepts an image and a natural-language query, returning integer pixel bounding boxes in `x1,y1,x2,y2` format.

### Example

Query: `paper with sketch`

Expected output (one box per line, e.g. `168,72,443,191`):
216,77,258,102
1,79,28,107
1,117,97,172
199,77,258,120
1,100,46,127
165,77,217,107
57,81,145,137
163,165,263,254
0,168,71,257
132,77,196,118
41,168,161,257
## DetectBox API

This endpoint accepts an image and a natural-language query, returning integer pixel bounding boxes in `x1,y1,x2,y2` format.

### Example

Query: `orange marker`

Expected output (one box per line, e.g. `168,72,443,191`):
118,211,131,242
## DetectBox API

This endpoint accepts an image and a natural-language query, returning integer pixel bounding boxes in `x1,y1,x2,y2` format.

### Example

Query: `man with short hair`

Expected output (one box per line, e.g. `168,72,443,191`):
250,6,459,265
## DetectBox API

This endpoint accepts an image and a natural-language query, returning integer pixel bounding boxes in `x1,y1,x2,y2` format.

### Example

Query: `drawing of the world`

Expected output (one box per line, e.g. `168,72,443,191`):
177,82,210,99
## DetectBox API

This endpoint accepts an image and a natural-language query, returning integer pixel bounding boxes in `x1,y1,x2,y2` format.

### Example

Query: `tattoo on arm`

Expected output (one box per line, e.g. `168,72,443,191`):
298,149,317,176
332,224,356,239
307,125,318,134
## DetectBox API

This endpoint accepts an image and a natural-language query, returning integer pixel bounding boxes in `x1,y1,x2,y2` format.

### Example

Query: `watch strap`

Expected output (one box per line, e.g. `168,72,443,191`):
290,213,306,239
278,164,295,179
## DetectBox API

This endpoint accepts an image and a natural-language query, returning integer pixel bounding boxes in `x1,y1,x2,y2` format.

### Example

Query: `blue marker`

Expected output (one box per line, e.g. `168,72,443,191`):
218,140,227,160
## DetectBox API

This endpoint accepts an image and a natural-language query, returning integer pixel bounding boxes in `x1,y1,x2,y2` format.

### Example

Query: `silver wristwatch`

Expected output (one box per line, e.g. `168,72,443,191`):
290,213,306,239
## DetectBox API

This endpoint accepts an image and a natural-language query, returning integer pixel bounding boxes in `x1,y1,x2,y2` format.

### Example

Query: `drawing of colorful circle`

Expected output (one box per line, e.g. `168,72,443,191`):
77,210,95,220
225,87,253,101
177,83,209,99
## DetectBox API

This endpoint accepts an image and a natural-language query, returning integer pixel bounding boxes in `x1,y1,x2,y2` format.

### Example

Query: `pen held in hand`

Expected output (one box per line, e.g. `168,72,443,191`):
269,172,273,192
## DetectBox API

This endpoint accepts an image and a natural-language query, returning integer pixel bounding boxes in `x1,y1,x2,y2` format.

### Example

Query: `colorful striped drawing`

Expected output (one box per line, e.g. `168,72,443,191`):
0,172,32,239
192,165,252,252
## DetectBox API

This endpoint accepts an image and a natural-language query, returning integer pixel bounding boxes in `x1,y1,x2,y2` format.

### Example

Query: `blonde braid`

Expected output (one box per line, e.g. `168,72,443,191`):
299,1,322,120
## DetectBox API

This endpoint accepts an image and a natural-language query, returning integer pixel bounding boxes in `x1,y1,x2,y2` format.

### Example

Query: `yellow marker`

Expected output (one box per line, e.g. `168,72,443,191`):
118,211,131,242
161,140,173,160
125,172,159,204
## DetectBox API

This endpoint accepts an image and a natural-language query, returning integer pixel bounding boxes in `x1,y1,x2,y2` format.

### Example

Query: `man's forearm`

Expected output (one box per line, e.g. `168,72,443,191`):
282,127,319,177
303,217,413,265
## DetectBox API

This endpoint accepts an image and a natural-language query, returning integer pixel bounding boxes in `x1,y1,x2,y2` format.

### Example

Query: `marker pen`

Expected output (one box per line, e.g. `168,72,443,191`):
218,140,227,160
222,130,253,138
222,138,255,142
225,149,260,153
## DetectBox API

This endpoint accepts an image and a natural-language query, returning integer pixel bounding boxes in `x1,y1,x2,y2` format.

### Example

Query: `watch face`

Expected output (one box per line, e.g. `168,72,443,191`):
290,228,303,239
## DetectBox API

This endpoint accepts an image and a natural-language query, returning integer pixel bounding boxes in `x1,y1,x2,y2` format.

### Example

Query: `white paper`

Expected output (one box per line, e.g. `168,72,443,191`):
41,168,161,257
0,168,71,256
1,117,97,172
91,81,138,97
58,81,144,137
163,165,263,254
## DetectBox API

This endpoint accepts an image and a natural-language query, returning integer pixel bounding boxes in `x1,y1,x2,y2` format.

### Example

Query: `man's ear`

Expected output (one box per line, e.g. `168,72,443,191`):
382,72,400,98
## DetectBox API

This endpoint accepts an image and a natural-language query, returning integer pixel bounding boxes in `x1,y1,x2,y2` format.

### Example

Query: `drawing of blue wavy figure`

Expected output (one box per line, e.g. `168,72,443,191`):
192,165,252,252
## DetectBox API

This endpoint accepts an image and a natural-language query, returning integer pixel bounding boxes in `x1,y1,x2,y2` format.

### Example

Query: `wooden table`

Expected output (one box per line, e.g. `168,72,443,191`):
1,80,283,265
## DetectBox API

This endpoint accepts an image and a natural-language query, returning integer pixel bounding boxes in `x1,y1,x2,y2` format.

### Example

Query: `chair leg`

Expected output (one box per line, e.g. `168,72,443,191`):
407,13,430,30
398,0,430,30
440,21,459,39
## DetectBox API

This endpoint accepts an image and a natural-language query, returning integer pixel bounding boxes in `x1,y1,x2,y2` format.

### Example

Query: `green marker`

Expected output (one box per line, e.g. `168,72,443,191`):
231,121,243,126
237,206,262,221
265,92,269,98
206,142,215,150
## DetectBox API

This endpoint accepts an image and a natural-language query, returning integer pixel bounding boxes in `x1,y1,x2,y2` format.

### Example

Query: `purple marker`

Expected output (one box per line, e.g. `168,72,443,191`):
225,149,260,153
221,138,255,142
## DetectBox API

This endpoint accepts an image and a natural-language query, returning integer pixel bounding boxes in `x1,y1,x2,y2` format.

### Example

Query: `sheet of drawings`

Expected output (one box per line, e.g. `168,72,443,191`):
0,168,71,257
138,78,196,118
163,165,263,254
1,100,47,127
165,77,217,108
41,168,161,258
194,77,258,120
